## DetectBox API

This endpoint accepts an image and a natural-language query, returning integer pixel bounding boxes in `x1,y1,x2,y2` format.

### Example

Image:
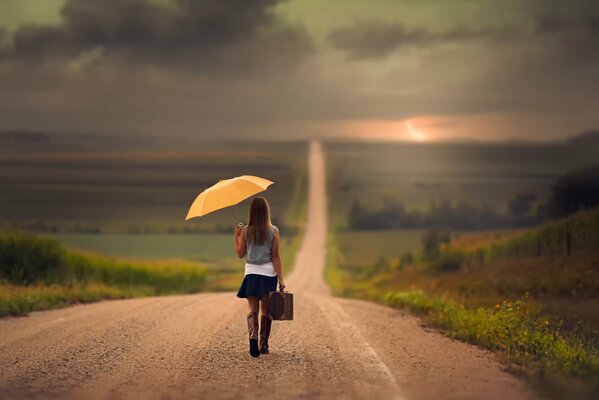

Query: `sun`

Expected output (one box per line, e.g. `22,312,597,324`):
403,120,426,142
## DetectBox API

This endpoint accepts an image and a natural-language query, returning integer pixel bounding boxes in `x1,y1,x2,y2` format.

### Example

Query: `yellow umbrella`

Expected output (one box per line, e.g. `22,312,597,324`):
185,175,274,221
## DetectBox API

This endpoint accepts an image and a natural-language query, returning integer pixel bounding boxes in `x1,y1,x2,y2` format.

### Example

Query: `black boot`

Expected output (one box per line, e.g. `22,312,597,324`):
247,312,260,358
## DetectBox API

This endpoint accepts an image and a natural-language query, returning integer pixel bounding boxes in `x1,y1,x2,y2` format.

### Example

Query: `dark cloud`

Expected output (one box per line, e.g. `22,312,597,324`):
0,0,598,141
1,0,313,73
535,3,599,37
533,13,599,61
328,1,599,61
327,22,514,59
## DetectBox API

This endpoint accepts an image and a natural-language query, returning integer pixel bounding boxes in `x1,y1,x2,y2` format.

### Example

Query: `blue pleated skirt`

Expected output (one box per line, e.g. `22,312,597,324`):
236,274,278,298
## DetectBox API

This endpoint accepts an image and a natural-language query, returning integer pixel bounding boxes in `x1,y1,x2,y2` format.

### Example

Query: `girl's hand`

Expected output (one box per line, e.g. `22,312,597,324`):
234,224,243,237
278,278,286,292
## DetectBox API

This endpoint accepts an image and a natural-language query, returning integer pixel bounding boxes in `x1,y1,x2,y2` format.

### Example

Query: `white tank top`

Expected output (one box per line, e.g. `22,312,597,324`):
245,261,277,277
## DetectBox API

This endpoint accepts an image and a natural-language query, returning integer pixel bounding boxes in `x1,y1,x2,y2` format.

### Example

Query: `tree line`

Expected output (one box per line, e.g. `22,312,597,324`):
347,165,599,231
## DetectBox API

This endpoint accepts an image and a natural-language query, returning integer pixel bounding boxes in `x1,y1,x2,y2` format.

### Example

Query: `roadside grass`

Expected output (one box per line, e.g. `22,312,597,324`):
0,281,154,316
326,210,599,399
381,290,599,399
0,230,208,317
382,291,599,376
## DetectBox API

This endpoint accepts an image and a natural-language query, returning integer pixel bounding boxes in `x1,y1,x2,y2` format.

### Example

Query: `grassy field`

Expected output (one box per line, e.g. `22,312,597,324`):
336,230,424,266
326,210,599,399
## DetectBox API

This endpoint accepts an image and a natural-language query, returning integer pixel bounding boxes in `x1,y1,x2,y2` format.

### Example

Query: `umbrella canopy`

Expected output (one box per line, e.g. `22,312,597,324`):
185,175,274,220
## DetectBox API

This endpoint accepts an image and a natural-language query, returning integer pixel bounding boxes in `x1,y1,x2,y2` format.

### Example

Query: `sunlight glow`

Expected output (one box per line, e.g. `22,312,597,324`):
404,120,425,142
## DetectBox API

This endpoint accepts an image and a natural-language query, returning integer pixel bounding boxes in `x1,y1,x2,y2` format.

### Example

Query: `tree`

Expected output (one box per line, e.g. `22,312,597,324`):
549,165,599,218
508,193,537,219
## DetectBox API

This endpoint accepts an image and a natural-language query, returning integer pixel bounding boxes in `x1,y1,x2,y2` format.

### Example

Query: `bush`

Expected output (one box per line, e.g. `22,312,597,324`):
0,231,65,284
421,229,451,261
364,257,391,278
429,250,466,274
399,251,414,267
550,165,599,218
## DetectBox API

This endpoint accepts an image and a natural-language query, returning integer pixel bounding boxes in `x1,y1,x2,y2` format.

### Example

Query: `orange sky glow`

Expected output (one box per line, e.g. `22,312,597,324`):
326,112,594,143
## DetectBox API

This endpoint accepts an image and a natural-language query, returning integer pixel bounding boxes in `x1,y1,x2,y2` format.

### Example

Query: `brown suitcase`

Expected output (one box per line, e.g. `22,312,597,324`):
267,291,293,320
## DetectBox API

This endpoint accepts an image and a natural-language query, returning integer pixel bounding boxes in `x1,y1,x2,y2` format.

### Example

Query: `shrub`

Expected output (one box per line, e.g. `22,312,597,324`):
429,250,465,274
421,229,451,261
399,251,414,267
550,165,599,218
0,231,65,284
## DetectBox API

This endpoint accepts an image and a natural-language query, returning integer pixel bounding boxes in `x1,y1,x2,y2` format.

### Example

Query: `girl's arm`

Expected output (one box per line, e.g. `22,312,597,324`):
234,225,246,258
272,228,285,290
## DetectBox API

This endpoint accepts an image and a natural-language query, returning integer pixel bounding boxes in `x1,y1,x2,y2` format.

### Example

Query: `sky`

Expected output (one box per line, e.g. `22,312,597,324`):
0,0,598,142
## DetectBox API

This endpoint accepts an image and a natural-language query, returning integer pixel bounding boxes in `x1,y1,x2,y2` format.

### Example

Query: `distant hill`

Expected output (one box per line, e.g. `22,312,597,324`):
0,130,51,144
565,130,599,147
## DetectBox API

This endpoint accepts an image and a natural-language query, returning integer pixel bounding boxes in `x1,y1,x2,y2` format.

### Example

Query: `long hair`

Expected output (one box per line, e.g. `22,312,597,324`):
247,197,271,245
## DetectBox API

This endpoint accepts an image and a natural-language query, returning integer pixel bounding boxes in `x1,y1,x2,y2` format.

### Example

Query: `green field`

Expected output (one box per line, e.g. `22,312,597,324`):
46,233,243,269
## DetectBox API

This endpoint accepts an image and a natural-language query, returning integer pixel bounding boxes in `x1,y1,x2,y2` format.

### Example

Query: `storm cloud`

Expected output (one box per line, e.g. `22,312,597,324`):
327,23,515,60
0,0,598,141
1,0,313,72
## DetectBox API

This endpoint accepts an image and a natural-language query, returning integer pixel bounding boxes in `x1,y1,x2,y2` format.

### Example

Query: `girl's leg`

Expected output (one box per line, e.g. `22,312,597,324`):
259,294,269,317
259,294,272,354
246,297,260,357
248,297,259,314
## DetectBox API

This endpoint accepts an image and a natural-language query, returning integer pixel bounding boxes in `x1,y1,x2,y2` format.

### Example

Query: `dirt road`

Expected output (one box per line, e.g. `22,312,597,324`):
0,141,538,400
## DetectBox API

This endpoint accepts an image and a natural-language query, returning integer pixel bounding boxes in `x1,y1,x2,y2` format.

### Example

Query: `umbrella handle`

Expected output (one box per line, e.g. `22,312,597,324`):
230,205,244,226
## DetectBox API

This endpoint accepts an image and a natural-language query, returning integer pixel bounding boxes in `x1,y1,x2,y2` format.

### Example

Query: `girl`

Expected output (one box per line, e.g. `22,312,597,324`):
234,197,286,357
